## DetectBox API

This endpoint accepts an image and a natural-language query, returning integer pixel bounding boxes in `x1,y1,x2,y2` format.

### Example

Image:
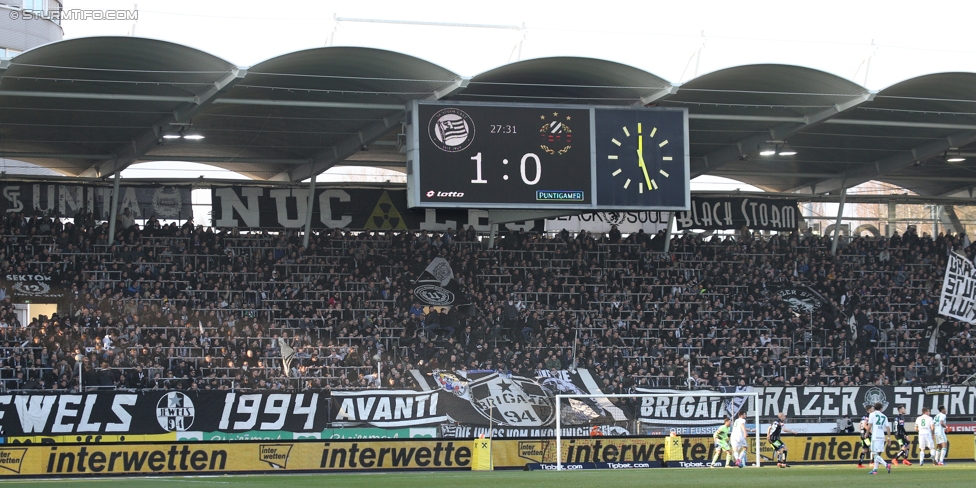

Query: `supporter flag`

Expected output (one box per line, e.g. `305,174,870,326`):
772,284,828,315
922,314,945,355
567,398,601,422
847,315,859,345
939,252,976,324
413,258,469,308
278,338,296,376
422,257,454,286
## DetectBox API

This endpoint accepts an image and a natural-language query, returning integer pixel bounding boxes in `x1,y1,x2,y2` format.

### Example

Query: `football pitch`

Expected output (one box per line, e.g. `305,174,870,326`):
4,464,973,488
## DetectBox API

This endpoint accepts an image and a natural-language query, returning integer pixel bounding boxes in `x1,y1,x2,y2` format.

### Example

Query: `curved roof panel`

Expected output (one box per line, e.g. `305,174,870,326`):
0,37,238,176
2,39,976,198
450,57,673,105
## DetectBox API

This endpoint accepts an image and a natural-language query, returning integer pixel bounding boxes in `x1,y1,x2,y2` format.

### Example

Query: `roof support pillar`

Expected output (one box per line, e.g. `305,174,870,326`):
638,85,679,105
940,206,965,235
831,182,847,256
107,170,121,246
302,175,317,249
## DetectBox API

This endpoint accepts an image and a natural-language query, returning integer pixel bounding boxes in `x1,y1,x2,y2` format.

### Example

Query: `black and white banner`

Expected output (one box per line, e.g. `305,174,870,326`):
940,253,976,324
756,386,976,418
424,369,623,429
634,387,753,427
211,187,544,231
771,284,828,315
2,274,63,301
331,390,446,428
0,391,327,436
0,183,191,220
546,211,670,234
675,197,799,231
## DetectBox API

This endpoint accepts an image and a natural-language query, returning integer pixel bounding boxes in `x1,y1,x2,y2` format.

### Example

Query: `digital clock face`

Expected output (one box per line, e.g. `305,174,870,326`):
411,102,593,209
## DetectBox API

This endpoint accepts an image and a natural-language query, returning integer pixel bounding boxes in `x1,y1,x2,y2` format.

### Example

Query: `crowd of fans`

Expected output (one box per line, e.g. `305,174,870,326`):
0,210,973,396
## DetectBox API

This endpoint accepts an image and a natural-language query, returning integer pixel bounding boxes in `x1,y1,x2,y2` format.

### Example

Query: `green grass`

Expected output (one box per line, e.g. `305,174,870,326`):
3,464,972,487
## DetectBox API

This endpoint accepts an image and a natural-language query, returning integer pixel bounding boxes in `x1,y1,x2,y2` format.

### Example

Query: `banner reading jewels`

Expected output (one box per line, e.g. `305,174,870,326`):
675,196,799,231
0,183,191,220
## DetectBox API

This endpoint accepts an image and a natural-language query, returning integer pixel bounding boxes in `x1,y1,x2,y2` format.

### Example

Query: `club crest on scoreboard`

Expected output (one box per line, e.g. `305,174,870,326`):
428,108,475,153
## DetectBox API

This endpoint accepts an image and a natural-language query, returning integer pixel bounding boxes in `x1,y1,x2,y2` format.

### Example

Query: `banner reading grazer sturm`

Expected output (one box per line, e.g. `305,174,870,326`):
210,187,545,231
940,252,976,324
675,196,799,231
0,183,191,220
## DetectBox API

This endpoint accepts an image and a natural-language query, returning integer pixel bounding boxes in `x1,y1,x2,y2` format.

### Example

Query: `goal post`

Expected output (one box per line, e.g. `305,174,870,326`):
555,392,761,470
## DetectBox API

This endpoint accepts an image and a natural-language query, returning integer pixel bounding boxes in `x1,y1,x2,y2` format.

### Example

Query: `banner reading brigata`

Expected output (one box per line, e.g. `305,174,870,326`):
0,183,191,220
675,196,799,231
635,387,753,428
940,253,976,324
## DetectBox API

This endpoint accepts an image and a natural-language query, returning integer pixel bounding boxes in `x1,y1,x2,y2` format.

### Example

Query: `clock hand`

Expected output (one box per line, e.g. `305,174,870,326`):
637,137,652,189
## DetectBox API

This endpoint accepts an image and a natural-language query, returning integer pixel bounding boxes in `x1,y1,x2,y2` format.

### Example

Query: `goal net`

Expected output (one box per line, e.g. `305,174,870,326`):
553,391,761,470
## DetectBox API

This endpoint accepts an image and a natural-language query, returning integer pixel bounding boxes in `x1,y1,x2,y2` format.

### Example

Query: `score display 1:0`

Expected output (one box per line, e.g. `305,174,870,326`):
412,102,592,208
469,152,542,185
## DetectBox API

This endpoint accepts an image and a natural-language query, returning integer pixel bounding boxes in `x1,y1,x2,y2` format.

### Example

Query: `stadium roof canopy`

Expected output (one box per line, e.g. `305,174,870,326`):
3,36,976,197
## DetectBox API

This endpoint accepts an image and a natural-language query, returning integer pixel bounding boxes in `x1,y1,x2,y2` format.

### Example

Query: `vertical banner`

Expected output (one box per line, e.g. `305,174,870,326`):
940,253,976,323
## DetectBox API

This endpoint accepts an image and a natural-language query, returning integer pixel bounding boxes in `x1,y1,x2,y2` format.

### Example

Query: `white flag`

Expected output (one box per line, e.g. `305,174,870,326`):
278,338,296,377
423,257,454,286
940,252,976,324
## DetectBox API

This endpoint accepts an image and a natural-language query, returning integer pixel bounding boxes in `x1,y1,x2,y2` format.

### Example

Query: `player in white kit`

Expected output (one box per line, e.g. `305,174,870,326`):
933,405,948,465
866,402,891,475
915,407,935,466
730,411,748,467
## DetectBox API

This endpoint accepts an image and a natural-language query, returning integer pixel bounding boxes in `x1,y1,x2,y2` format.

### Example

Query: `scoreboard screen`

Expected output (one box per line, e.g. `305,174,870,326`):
406,101,689,211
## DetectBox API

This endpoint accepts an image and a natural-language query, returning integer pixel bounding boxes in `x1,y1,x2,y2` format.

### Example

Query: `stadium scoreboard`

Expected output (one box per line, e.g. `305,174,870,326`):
406,101,690,211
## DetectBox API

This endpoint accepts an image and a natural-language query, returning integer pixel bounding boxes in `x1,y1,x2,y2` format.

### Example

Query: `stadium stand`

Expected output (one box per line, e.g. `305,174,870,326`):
0,213,971,395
